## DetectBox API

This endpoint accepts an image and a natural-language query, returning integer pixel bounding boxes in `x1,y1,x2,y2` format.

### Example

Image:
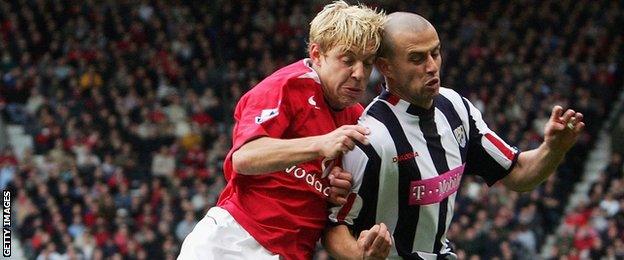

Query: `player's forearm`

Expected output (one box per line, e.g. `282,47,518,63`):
232,136,324,175
322,225,362,260
502,143,566,192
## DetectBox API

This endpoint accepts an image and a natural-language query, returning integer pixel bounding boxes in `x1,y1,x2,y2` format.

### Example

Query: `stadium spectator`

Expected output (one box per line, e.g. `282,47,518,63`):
175,212,197,242
551,149,624,259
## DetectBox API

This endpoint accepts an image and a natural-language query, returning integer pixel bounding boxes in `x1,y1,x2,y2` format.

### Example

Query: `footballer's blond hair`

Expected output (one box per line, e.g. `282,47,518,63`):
309,1,386,56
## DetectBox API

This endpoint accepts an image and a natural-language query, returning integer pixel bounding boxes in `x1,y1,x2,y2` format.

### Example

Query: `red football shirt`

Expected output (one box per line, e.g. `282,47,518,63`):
217,59,363,259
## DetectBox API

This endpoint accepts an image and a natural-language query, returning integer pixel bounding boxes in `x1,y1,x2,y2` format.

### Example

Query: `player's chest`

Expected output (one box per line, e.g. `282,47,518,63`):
378,125,466,205
287,104,353,138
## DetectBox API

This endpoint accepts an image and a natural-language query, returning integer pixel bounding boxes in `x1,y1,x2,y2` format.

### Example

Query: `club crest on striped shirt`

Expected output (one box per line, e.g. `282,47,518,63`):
453,125,467,148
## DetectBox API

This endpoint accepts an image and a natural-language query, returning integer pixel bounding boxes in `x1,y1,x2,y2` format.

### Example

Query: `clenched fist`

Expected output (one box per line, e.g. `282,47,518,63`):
357,223,392,259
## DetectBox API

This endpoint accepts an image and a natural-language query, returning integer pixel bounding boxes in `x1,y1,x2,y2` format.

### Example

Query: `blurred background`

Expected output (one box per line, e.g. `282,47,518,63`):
0,0,622,259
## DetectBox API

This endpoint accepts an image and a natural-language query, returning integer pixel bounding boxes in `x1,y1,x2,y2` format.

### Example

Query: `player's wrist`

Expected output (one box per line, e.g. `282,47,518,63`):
308,135,327,158
540,142,567,161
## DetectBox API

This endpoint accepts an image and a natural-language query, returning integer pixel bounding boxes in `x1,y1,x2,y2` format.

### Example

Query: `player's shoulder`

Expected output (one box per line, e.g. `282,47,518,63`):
273,59,318,83
436,87,472,112
438,87,465,102
246,59,318,96
356,100,392,145
280,59,322,96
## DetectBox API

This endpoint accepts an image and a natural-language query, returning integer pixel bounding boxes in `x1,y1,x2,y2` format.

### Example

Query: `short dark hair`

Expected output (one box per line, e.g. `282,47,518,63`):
377,30,394,58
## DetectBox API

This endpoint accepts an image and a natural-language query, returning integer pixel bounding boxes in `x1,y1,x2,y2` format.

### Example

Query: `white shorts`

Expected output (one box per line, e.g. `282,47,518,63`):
178,207,280,260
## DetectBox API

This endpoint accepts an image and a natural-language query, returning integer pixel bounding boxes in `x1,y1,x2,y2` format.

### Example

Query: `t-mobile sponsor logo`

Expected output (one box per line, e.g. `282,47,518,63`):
2,190,10,257
411,185,426,201
284,165,331,197
409,164,465,205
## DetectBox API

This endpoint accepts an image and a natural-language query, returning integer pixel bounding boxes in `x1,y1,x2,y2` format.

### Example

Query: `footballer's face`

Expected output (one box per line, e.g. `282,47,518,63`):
377,26,441,108
310,44,375,110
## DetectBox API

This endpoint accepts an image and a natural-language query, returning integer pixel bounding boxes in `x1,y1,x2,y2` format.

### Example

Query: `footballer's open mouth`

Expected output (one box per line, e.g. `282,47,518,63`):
425,78,439,87
343,86,364,97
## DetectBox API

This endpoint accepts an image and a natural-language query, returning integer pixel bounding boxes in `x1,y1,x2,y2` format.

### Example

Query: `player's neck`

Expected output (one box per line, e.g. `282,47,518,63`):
388,86,433,109
323,94,345,111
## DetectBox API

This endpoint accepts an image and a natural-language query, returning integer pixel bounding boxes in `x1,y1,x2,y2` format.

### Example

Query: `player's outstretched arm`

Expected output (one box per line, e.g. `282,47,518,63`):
232,125,370,175
502,105,585,192
323,223,392,260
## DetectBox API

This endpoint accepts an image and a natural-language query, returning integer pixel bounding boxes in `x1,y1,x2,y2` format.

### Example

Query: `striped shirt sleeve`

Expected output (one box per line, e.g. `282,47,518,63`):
462,97,520,186
328,144,368,226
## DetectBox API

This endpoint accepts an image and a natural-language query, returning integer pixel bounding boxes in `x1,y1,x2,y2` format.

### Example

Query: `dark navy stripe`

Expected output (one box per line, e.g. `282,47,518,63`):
352,141,381,237
461,97,514,185
420,103,449,174
435,95,467,162
461,98,479,145
462,97,479,177
420,99,450,254
406,103,435,117
367,101,423,260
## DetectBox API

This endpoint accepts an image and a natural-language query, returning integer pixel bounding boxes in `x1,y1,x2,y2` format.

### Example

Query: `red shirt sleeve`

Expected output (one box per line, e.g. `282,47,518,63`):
230,84,292,155
221,84,292,183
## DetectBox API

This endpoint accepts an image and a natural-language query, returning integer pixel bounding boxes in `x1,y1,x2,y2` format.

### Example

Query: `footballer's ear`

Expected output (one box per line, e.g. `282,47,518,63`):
375,57,391,78
309,43,322,67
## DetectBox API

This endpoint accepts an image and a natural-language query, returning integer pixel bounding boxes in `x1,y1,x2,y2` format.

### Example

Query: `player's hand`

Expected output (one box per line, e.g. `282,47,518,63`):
357,223,392,259
544,106,585,153
316,125,370,159
327,166,352,205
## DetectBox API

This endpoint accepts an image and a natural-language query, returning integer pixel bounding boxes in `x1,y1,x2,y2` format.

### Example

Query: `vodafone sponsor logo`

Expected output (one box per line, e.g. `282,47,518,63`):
284,165,330,197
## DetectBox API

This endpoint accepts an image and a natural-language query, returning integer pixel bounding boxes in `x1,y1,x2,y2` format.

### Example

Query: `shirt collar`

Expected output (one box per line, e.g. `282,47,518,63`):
378,87,435,119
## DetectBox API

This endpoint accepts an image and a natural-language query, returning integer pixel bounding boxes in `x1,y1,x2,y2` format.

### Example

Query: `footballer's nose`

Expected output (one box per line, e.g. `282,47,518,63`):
351,61,365,81
425,54,439,75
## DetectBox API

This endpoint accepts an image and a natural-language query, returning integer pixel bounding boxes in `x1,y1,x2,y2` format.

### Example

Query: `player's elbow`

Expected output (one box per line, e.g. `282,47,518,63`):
232,150,253,174
502,177,537,193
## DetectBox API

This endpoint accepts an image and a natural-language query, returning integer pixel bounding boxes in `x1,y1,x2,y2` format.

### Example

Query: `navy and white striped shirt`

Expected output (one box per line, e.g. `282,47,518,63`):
329,87,519,260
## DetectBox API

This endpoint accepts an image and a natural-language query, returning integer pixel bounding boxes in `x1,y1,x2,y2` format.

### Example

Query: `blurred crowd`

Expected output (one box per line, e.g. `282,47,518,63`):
0,0,621,259
545,151,624,259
